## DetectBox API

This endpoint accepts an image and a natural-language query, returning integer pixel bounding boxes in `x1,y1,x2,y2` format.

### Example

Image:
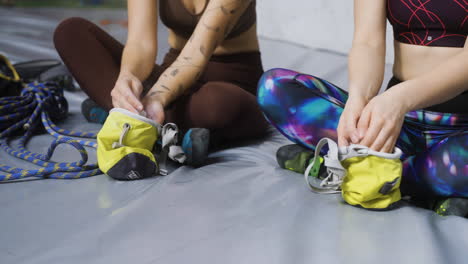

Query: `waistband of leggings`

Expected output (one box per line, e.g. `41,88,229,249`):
405,110,468,127
388,76,468,126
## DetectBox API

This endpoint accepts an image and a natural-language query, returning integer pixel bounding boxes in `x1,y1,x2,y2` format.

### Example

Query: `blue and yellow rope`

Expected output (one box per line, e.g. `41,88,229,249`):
0,82,101,181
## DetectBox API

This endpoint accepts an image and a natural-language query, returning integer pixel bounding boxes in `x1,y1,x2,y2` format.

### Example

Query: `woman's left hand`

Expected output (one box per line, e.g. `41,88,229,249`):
142,96,165,125
356,89,408,153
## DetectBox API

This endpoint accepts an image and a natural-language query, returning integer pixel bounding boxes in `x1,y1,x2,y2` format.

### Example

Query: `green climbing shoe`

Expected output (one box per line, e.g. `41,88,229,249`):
276,144,325,177
434,197,468,217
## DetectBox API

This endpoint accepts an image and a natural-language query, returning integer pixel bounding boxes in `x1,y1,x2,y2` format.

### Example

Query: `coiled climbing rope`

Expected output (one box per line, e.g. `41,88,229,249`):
0,82,101,181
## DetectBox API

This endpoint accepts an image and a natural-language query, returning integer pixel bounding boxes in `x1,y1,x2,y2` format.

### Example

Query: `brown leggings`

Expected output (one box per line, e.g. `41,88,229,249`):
53,17,268,143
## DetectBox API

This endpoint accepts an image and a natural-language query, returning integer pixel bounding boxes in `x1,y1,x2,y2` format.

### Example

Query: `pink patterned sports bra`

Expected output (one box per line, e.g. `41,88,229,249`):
387,0,468,47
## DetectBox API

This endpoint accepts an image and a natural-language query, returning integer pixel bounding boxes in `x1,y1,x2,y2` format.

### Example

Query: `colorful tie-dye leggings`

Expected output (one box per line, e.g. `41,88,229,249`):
257,68,468,197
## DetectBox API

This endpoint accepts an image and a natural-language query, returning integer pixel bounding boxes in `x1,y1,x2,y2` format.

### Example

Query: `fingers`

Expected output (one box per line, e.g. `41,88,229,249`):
150,112,164,124
350,131,360,144
338,134,349,148
337,109,361,147
110,78,144,113
337,118,351,147
349,95,404,153
131,78,144,98
112,90,139,113
369,124,392,152
125,89,143,112
337,120,347,147
144,100,165,124
347,117,360,144
357,107,371,141
380,134,397,153
359,115,383,148
127,78,143,111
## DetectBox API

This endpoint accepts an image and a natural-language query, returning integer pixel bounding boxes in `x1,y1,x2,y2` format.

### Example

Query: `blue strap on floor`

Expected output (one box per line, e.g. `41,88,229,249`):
0,82,101,181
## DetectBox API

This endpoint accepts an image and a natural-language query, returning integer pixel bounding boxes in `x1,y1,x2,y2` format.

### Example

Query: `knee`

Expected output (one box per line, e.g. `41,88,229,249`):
257,68,299,108
189,82,244,128
406,134,468,196
53,17,91,49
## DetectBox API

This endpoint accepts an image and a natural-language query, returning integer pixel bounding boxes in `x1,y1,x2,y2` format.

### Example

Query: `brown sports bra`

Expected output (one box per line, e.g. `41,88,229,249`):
159,0,256,40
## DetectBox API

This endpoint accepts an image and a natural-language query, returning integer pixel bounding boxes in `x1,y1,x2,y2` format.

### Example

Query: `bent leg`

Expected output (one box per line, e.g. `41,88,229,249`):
257,68,348,150
54,17,162,110
257,68,420,153
402,132,468,197
54,17,122,110
166,81,269,143
258,69,468,197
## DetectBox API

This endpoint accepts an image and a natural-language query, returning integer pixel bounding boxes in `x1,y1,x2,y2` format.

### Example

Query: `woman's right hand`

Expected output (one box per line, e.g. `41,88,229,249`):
110,71,144,113
337,95,368,147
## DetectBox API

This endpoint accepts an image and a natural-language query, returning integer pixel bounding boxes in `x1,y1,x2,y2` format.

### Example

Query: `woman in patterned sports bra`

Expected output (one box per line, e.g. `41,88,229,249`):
53,0,267,166
257,0,468,216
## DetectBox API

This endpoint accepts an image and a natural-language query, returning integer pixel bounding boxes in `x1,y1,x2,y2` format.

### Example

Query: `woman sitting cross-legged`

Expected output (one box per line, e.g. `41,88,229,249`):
257,0,468,216
54,0,268,166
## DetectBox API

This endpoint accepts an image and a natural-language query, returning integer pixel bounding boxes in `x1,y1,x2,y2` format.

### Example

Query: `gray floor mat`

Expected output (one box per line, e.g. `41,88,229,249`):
1,7,467,264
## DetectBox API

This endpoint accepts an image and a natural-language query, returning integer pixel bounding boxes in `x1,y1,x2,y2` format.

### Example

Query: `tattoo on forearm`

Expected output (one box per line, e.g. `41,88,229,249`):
199,2,242,37
199,40,219,58
160,85,171,91
171,58,203,69
202,21,220,32
206,0,250,15
172,1,252,78
200,45,207,57
171,68,179,77
191,0,252,57
149,91,164,97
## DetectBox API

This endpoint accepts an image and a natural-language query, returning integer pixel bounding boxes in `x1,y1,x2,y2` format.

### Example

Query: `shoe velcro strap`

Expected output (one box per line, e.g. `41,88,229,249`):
168,145,186,163
304,138,345,194
158,123,187,175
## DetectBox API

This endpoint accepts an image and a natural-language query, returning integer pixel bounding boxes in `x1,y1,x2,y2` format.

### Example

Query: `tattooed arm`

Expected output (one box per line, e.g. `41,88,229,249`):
143,0,253,122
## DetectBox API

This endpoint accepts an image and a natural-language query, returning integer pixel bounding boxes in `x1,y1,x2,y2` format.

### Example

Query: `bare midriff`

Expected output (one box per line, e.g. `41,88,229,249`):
392,41,465,81
167,23,260,55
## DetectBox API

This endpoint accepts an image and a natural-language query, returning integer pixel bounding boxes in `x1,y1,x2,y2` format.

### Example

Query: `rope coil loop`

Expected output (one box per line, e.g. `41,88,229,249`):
0,82,101,181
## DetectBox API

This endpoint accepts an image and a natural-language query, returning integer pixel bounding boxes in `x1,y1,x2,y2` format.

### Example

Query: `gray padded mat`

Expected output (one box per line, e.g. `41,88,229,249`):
1,7,467,264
